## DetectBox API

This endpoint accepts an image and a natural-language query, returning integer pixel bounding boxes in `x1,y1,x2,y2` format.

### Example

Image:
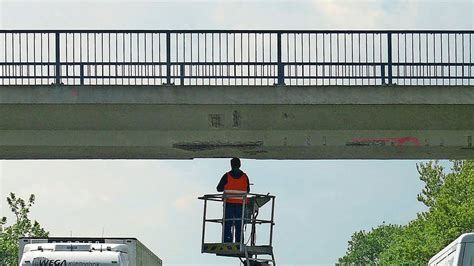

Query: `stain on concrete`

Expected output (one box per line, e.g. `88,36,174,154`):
306,135,311,146
173,141,263,152
468,136,472,148
282,112,295,120
208,114,223,129
233,110,241,128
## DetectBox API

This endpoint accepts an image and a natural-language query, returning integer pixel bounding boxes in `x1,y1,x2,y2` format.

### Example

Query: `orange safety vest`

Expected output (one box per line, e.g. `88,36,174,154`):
223,172,249,204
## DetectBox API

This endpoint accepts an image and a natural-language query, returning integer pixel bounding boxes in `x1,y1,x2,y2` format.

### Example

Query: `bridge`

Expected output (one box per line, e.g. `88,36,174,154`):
1,30,473,159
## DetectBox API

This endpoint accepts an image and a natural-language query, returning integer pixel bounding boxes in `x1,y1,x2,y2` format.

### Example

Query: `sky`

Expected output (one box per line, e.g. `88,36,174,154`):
0,0,473,265
1,159,432,265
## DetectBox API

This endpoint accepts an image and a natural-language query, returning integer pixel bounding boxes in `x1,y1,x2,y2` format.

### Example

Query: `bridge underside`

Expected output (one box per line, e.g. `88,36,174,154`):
1,85,473,159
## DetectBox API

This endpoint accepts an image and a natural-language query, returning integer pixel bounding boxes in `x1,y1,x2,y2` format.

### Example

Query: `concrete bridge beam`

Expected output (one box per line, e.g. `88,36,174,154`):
1,85,473,159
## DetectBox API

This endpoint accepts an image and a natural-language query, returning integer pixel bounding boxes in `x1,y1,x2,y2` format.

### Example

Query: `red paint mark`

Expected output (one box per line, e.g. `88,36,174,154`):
348,137,420,147
71,88,78,97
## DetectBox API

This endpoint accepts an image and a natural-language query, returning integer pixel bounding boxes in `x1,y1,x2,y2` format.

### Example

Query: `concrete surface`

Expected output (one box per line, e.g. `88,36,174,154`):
1,85,473,159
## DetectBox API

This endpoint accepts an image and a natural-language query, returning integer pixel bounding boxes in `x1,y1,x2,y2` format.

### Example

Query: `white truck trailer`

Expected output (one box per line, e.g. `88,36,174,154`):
18,237,162,266
428,233,474,266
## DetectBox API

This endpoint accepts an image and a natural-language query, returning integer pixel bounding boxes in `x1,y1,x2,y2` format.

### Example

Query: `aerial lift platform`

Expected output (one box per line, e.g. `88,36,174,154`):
199,193,276,266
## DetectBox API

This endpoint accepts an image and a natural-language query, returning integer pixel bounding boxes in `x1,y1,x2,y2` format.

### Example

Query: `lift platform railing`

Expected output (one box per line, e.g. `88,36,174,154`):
1,30,473,86
198,192,276,261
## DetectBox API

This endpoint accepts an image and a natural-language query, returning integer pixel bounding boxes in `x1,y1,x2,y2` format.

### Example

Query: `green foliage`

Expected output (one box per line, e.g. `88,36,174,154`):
338,160,474,265
337,223,402,264
416,161,446,210
0,193,49,266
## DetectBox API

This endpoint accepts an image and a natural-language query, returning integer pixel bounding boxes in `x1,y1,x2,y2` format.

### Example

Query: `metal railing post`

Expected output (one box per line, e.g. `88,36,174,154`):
277,33,285,85
80,64,85,85
381,64,386,85
269,197,275,246
201,199,207,253
222,195,227,243
387,33,393,85
55,32,61,84
240,194,246,252
180,64,185,85
166,32,172,85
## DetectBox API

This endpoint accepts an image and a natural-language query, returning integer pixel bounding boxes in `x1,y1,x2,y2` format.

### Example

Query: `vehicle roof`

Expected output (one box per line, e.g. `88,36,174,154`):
428,233,474,264
20,237,137,241
23,243,129,253
20,250,121,264
458,233,474,243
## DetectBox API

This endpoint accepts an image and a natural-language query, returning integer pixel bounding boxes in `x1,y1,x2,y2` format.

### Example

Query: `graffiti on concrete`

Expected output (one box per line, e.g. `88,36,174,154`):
208,114,223,128
347,137,421,147
233,110,241,128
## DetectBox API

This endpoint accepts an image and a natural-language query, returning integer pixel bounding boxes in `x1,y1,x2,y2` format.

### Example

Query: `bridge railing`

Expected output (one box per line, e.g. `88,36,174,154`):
0,30,473,86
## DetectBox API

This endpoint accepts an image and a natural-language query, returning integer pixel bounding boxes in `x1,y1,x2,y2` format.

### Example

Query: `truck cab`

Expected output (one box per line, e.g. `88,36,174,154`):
428,233,474,266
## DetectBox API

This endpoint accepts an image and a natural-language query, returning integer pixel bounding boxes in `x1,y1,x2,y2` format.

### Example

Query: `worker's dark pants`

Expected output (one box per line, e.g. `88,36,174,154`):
223,203,243,243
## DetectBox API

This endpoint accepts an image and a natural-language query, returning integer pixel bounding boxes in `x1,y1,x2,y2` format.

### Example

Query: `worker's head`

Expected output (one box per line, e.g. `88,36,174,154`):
230,157,241,170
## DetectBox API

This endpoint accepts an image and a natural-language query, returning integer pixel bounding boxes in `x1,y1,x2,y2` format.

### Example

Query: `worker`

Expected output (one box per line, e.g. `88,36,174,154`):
216,158,250,243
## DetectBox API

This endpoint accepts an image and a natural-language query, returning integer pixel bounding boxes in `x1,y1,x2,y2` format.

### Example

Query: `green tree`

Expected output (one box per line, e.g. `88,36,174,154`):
338,160,474,265
0,193,49,266
338,223,402,264
416,160,446,210
380,160,474,264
